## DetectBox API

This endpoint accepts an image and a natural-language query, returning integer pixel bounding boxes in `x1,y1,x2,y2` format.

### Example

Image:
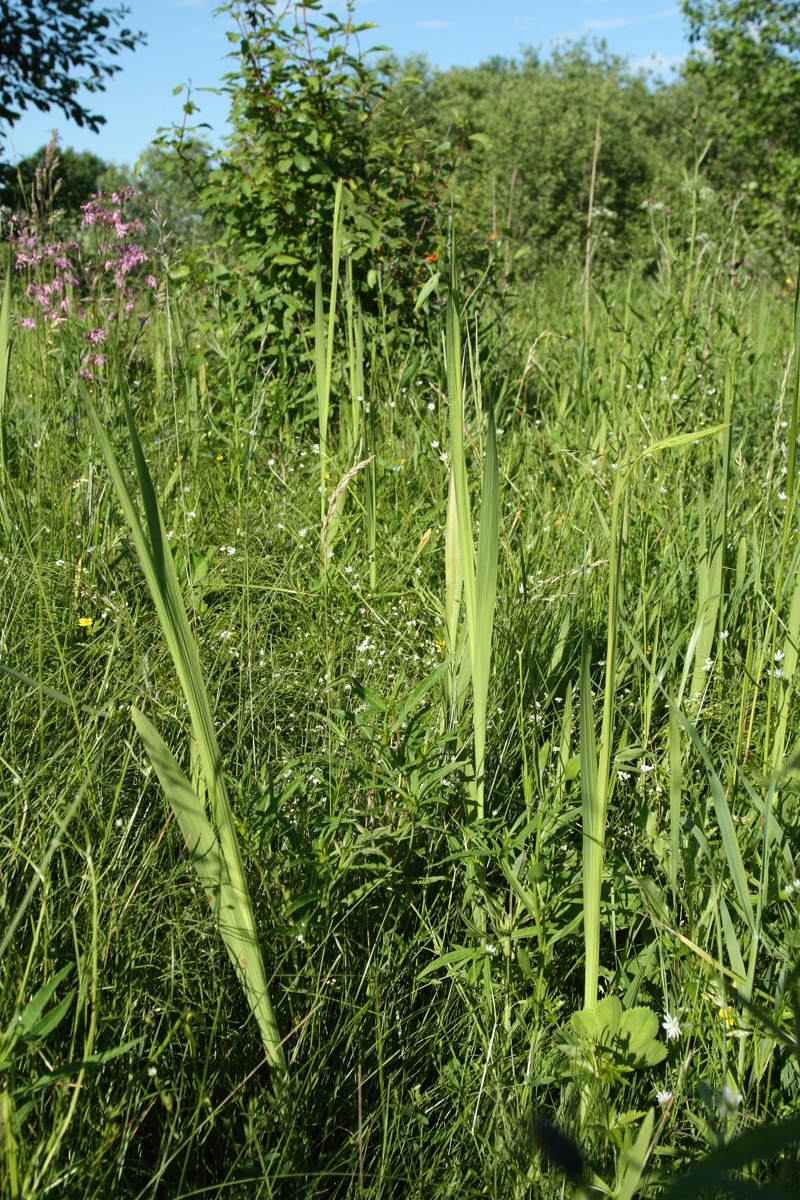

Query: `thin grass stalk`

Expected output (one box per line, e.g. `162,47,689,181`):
315,179,345,532
84,377,286,1075
444,243,499,822
583,427,725,1011
579,616,601,1010
583,467,622,1010
583,115,601,339
0,253,10,483
443,464,465,729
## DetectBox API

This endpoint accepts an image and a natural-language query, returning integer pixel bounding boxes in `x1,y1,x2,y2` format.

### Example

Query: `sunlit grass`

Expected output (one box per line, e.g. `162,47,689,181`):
2,214,800,1197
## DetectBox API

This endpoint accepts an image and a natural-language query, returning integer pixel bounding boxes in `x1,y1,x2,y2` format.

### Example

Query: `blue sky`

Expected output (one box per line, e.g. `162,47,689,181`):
4,0,689,166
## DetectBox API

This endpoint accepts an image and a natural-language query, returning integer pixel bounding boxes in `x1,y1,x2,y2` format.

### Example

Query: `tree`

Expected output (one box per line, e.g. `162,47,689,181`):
0,142,108,212
0,0,144,143
202,0,460,357
681,0,800,245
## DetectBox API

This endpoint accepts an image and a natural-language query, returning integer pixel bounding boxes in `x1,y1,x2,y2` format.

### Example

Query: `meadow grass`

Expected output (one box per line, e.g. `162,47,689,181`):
2,207,800,1199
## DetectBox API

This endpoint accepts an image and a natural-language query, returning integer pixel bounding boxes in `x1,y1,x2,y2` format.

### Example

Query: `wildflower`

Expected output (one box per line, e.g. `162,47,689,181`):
656,1090,673,1105
720,1084,743,1112
719,1006,735,1029
485,943,496,955
78,616,93,628
662,1012,682,1040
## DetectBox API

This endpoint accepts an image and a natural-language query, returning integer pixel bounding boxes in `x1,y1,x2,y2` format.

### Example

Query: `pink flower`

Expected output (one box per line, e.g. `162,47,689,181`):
145,274,157,289
20,317,36,330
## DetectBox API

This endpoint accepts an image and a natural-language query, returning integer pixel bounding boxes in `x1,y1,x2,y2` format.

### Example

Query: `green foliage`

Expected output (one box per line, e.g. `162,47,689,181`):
564,997,668,1079
682,0,800,247
4,219,800,1193
0,0,144,143
202,0,459,360
0,141,108,214
399,45,685,274
98,134,221,250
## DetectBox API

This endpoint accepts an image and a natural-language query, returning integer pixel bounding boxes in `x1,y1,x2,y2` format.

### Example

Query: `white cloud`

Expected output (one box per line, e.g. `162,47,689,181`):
417,19,455,29
583,6,679,31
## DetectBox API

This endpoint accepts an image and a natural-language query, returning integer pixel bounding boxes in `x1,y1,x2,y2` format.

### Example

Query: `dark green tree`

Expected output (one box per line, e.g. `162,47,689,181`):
681,0,800,244
202,0,460,353
0,142,108,212
398,44,672,272
0,0,144,144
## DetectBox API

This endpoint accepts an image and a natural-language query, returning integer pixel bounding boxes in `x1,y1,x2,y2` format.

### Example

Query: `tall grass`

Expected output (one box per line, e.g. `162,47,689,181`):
85,379,286,1077
444,246,499,823
3,194,800,1197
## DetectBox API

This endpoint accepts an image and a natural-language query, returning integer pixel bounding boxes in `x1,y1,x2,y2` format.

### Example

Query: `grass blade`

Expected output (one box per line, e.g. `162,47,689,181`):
131,707,284,1070
84,378,286,1074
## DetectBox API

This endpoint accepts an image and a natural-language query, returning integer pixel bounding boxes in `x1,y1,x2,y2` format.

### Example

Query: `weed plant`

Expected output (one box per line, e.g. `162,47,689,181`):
2,181,800,1199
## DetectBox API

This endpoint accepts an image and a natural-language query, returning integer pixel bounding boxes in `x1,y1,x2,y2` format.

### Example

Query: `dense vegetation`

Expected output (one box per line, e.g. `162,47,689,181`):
3,2,800,1197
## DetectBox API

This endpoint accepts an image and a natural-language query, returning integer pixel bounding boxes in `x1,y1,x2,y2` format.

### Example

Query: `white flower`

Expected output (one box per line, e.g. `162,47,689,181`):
656,1090,673,1105
485,943,496,955
775,649,785,661
720,1084,743,1112
662,1012,682,1040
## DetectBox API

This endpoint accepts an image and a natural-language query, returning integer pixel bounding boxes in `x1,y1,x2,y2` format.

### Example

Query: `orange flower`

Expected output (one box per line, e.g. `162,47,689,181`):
424,252,438,263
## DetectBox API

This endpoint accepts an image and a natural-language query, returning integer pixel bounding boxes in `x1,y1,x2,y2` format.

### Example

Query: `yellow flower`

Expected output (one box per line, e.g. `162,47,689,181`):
719,1005,735,1028
78,616,93,628
216,453,224,462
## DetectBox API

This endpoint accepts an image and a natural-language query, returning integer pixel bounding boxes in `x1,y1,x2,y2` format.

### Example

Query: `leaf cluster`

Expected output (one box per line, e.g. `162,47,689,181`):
202,0,464,357
682,0,800,244
0,0,145,136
